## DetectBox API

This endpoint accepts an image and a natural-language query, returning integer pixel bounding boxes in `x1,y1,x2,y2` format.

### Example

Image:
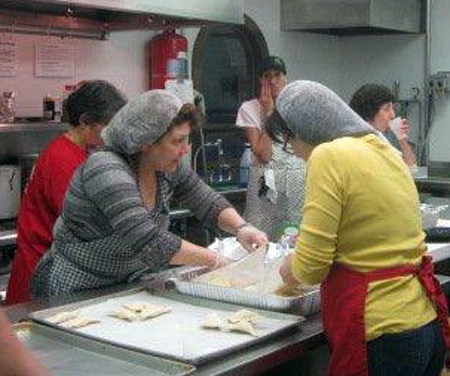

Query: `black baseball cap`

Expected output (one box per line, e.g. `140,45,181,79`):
259,56,287,76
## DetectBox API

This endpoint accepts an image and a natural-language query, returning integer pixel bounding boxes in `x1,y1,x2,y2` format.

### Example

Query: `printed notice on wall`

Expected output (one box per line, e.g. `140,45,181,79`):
35,43,74,78
0,41,18,77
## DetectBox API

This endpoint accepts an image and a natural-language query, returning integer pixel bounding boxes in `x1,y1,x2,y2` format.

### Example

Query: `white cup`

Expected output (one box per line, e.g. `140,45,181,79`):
389,117,403,139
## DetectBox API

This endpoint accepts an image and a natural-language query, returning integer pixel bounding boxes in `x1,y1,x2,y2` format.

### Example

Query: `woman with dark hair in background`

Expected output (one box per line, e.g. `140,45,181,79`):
350,83,417,169
30,90,267,298
6,80,127,304
268,80,448,376
236,56,306,241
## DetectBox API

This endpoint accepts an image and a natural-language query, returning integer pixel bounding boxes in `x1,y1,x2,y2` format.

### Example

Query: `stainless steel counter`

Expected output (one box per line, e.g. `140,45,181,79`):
0,122,67,133
3,243,450,375
0,229,17,247
3,279,323,376
415,177,450,196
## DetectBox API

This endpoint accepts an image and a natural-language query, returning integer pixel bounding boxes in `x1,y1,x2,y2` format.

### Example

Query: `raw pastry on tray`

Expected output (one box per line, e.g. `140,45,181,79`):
47,309,80,324
111,308,139,322
63,316,100,329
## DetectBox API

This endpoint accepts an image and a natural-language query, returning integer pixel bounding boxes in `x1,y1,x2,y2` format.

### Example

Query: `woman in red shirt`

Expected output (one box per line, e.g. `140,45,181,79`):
6,80,126,304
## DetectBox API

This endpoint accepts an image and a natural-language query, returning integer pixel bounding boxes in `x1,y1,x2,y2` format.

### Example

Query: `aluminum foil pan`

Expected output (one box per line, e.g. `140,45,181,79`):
171,267,320,316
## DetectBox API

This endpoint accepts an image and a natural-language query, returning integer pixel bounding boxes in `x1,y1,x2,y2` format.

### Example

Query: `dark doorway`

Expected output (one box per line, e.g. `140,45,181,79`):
191,16,268,193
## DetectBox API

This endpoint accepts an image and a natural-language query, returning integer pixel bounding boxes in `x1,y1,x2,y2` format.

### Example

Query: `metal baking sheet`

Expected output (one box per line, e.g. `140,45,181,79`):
428,243,450,263
30,288,303,365
172,267,321,315
13,321,195,376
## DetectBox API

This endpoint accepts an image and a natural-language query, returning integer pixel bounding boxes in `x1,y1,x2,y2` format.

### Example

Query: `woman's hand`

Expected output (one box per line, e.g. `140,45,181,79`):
170,240,233,269
236,224,268,253
213,253,232,269
396,118,411,141
258,79,274,118
279,254,300,287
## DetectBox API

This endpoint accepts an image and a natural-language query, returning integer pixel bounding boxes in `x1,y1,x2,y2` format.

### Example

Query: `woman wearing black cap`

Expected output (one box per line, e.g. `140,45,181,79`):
236,56,307,241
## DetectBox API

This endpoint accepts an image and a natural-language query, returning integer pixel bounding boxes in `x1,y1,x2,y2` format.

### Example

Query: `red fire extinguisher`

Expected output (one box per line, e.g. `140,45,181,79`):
149,28,188,89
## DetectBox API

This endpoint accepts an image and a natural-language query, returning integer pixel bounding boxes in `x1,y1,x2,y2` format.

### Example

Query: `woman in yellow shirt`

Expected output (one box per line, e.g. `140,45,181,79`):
266,80,449,376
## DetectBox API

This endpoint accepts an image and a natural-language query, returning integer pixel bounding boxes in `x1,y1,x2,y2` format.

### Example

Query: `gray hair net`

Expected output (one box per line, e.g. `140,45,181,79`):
276,80,375,145
102,90,182,155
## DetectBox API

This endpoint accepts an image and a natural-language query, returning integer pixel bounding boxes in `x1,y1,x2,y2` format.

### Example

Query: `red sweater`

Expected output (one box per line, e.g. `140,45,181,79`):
6,135,87,304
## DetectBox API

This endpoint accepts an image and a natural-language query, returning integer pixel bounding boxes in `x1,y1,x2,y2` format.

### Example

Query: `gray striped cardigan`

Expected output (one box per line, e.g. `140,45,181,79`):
30,151,231,298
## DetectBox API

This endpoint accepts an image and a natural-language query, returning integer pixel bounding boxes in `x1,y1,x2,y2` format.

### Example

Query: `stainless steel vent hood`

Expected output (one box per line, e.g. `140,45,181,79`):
281,0,423,36
0,0,244,39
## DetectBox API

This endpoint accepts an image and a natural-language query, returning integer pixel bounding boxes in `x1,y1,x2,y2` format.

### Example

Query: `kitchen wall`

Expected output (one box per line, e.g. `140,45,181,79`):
169,0,343,94
243,0,341,93
1,30,155,117
427,0,450,162
339,0,450,162
5,0,450,163
339,34,425,149
3,0,342,118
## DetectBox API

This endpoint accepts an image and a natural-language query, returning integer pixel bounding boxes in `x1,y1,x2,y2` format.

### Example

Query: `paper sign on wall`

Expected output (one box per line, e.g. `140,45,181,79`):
35,43,74,78
0,41,18,77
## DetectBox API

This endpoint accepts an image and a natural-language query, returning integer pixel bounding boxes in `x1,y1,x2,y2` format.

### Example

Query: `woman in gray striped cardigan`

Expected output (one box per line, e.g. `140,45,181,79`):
30,90,268,298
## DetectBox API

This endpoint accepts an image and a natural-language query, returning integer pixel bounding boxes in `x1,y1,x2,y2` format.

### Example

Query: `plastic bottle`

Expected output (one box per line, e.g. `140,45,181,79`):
176,51,188,79
52,97,62,122
165,50,193,104
238,143,251,188
43,94,55,120
166,51,188,80
61,85,77,123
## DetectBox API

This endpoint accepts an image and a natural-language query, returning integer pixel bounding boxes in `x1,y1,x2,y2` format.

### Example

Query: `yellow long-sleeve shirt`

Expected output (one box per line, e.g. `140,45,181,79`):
292,134,436,341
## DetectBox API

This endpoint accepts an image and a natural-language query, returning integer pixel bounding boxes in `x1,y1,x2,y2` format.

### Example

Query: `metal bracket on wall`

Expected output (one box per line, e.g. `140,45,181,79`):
0,10,109,40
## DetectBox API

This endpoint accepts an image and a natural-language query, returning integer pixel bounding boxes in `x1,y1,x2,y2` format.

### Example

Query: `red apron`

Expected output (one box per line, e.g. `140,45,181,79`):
321,255,450,376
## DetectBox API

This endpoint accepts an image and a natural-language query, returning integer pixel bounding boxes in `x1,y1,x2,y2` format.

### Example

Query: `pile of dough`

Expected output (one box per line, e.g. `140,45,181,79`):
111,302,172,322
199,273,258,289
228,309,262,324
202,313,223,330
228,320,258,337
274,283,303,297
201,309,263,336
110,308,139,322
123,302,158,313
206,275,233,288
140,306,172,320
63,316,100,329
47,310,80,324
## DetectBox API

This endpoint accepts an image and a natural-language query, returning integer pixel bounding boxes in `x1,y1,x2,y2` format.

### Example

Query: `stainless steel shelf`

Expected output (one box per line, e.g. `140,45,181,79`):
0,229,17,247
415,177,450,196
0,122,67,133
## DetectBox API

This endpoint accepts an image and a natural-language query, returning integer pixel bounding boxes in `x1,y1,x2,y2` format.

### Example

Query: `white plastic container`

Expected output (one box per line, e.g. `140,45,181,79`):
238,144,251,188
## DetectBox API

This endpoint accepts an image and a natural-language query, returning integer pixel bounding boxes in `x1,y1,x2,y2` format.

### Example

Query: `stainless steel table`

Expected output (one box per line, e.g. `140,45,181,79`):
3,281,324,376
